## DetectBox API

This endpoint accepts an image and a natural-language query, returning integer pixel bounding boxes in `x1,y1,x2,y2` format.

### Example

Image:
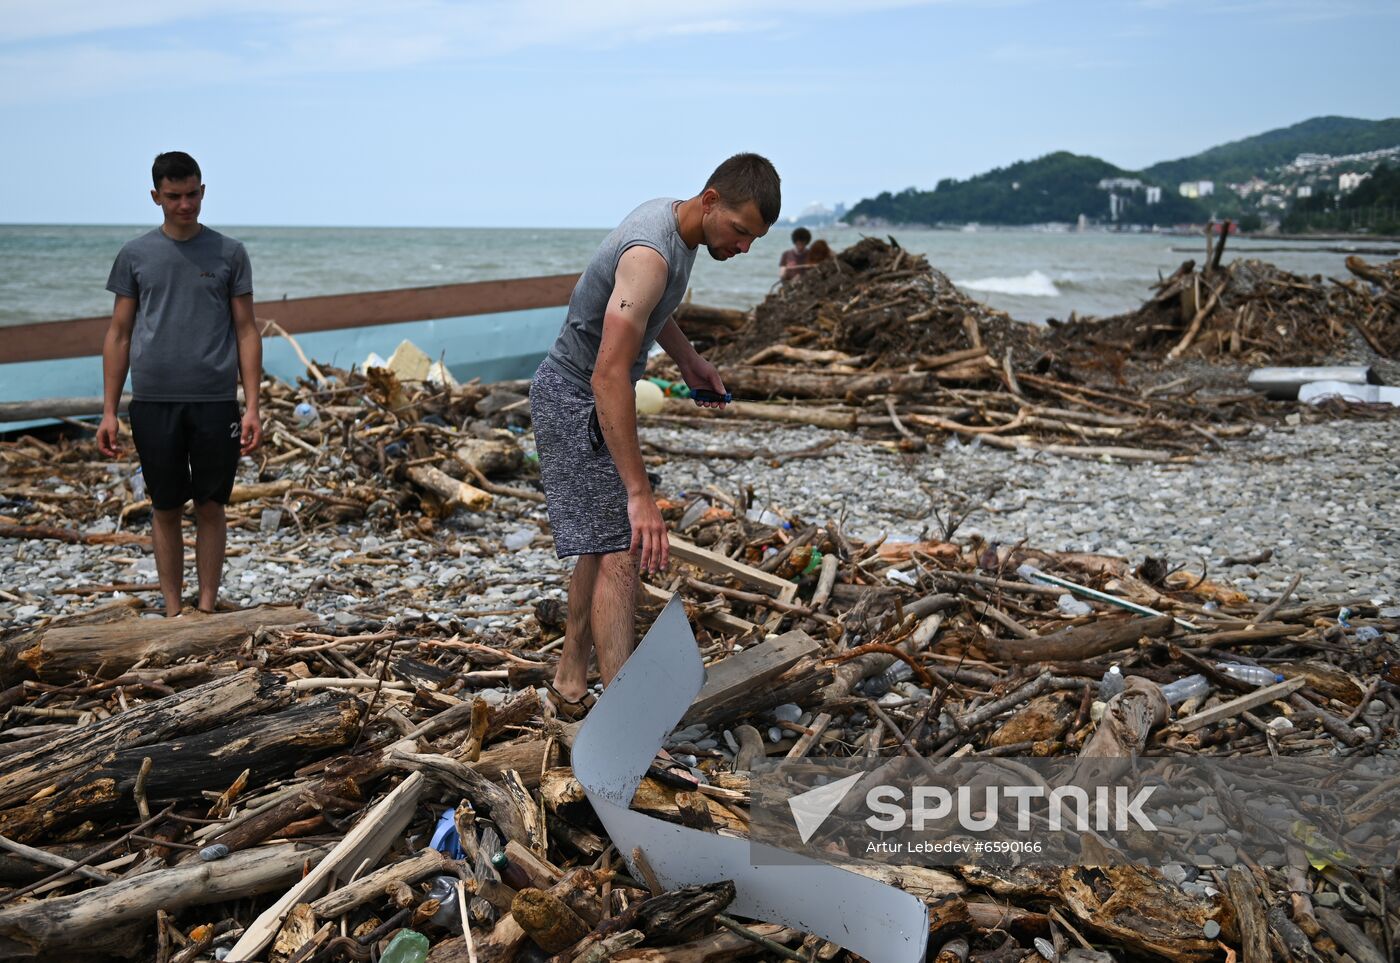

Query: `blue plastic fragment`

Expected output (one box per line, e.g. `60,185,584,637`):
430,808,465,859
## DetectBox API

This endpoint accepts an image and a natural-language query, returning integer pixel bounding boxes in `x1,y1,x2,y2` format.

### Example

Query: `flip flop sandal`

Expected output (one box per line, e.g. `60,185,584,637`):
543,681,594,720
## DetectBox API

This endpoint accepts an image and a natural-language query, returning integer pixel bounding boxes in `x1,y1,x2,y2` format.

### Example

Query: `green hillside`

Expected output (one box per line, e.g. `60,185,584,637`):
1283,162,1400,235
844,115,1400,229
1144,116,1400,187
846,151,1206,227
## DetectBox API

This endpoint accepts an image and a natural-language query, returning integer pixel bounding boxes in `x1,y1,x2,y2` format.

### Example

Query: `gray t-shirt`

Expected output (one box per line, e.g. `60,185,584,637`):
106,226,253,402
546,197,697,391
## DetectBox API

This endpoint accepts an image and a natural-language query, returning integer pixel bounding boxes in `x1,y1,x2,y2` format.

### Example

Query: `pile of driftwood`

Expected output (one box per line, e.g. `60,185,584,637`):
1,490,1396,961
718,237,1037,368
0,361,547,553
643,238,1287,465
1046,246,1399,366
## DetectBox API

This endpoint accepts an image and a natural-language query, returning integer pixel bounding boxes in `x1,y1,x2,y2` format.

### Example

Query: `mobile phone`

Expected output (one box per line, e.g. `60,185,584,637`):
691,389,732,405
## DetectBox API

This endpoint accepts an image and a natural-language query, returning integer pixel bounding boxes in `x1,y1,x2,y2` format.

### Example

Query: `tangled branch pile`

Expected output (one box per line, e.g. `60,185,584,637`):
1046,253,1400,366
717,237,1040,368
1,482,1395,961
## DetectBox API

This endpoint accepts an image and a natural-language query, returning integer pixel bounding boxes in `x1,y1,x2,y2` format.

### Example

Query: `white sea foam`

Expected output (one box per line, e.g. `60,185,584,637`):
955,269,1061,297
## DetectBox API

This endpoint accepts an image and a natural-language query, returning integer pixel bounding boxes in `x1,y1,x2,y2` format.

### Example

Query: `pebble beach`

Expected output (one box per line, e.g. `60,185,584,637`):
5,415,1395,632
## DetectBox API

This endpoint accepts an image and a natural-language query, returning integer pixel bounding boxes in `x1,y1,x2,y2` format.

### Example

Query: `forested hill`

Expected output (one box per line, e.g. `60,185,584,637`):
1144,116,1400,187
845,115,1399,228
846,152,1205,227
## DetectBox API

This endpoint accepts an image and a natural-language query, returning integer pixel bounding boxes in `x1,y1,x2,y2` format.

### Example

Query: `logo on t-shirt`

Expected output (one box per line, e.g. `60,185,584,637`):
229,421,240,439
200,271,218,279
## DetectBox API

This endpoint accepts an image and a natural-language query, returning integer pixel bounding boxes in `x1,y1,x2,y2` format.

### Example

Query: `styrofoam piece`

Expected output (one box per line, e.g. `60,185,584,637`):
362,351,389,371
1298,380,1399,406
425,359,459,388
387,339,434,382
1246,366,1378,400
573,597,930,963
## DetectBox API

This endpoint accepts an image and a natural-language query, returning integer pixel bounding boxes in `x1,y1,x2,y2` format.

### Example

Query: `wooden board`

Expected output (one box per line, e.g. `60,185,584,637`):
681,629,819,725
0,273,579,364
668,537,793,598
226,772,425,961
1171,677,1305,732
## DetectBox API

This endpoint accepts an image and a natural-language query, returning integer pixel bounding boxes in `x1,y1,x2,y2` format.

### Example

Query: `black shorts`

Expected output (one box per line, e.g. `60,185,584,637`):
128,400,242,510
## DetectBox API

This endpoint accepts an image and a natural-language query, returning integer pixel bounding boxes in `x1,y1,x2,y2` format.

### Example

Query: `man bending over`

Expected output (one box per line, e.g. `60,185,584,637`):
531,153,781,706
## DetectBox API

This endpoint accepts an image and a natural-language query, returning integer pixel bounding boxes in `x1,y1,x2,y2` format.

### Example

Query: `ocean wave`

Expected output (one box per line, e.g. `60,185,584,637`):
955,269,1061,297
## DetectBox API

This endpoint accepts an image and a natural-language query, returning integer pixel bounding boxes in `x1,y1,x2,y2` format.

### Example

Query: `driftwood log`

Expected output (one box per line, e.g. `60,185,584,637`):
0,668,292,811
7,605,318,682
992,614,1173,662
0,842,329,959
0,693,361,842
406,464,493,512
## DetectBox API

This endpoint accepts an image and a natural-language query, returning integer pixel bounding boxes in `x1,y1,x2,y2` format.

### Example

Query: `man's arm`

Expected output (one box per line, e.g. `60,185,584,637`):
96,295,137,458
231,294,263,454
656,318,728,409
592,246,668,572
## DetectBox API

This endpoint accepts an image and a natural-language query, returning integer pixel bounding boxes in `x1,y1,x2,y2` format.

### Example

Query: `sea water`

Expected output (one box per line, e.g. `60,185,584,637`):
3,223,1392,328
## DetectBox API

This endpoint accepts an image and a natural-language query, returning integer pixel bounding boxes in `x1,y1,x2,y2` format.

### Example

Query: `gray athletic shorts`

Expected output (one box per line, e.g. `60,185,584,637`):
529,359,632,558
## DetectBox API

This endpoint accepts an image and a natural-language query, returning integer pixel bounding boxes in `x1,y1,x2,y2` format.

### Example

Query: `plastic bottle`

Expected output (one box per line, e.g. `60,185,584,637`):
866,661,914,696
1059,593,1093,617
425,874,461,927
293,401,320,428
1159,674,1212,706
379,930,429,963
1098,665,1125,700
129,467,146,502
1216,663,1284,687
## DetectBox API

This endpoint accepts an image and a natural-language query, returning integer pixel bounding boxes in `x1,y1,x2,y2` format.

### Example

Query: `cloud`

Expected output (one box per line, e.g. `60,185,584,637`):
0,0,993,102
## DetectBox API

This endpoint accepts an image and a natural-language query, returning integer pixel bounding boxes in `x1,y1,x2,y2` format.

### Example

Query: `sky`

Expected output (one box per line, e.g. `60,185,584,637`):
0,0,1396,228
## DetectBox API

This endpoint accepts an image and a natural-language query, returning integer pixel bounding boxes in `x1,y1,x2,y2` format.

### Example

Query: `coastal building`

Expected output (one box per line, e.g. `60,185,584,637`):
1339,171,1372,192
1097,177,1142,191
1145,186,1162,205
1296,185,1313,199
1178,180,1214,199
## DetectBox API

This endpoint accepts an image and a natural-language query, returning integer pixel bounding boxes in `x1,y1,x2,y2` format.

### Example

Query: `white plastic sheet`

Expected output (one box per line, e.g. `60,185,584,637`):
572,597,930,962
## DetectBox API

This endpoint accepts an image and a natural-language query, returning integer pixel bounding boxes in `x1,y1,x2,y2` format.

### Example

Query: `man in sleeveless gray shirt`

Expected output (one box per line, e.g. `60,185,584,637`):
531,154,781,709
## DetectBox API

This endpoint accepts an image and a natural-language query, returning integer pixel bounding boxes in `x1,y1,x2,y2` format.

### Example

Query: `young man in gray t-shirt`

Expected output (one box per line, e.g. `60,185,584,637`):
530,153,780,712
96,152,263,617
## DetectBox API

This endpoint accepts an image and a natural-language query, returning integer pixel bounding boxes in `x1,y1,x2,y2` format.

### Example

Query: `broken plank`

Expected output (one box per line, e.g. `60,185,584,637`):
226,771,425,961
1171,677,1305,732
682,629,819,726
668,536,793,597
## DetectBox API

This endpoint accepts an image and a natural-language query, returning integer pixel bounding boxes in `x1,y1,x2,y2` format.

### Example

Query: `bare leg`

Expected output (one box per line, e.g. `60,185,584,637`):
150,507,185,617
553,554,599,701
592,550,639,687
193,500,227,613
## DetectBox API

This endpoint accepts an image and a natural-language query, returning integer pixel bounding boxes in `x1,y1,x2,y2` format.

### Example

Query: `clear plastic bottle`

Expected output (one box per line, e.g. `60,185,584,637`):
293,401,320,428
1098,665,1125,700
129,467,146,502
866,660,914,696
1159,674,1212,706
1059,593,1093,617
1216,663,1284,687
379,930,429,963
